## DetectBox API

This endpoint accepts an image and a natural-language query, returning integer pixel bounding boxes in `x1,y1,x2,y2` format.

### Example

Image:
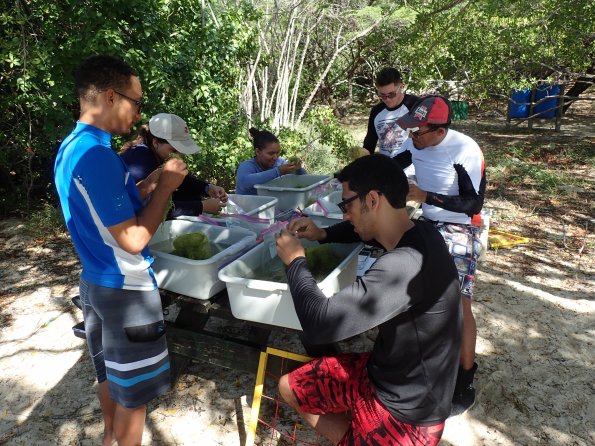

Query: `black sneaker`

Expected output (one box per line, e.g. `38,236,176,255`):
450,385,476,416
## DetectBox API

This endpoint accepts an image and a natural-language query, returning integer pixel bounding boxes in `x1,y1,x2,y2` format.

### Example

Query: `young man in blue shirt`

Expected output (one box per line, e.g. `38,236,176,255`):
54,55,187,445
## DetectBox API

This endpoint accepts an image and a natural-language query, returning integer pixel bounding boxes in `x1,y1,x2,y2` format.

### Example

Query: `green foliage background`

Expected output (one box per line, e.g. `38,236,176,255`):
1,0,592,218
1,0,260,216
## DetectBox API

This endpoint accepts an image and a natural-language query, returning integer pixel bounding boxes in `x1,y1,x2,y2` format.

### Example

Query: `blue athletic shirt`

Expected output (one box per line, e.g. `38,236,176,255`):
54,122,157,290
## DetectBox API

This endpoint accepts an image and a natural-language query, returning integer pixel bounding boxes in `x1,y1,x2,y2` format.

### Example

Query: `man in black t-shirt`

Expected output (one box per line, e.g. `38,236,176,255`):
362,67,419,158
275,155,462,445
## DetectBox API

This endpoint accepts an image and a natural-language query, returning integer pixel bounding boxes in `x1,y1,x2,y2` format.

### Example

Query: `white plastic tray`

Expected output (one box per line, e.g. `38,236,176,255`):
223,193,278,221
218,240,363,330
149,220,256,300
304,190,343,227
254,174,331,211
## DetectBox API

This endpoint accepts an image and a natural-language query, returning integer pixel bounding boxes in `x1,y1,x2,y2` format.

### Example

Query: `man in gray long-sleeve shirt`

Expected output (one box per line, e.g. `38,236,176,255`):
275,154,462,445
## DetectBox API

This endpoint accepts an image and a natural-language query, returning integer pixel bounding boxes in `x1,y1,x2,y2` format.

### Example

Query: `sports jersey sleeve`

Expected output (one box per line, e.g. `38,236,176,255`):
362,104,383,154
286,248,424,344
393,146,413,169
403,94,421,110
77,147,136,227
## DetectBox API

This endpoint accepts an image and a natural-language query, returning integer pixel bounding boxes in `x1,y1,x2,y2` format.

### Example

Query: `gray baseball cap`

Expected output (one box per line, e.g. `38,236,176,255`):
149,113,200,155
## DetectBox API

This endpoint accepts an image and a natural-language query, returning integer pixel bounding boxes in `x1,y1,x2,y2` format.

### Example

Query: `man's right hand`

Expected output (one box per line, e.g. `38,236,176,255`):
202,198,225,215
286,217,326,242
159,158,188,192
407,183,427,204
136,167,162,199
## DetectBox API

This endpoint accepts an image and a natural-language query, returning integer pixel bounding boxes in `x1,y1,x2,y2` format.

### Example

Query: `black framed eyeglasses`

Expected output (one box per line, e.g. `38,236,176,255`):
337,192,365,213
115,90,144,113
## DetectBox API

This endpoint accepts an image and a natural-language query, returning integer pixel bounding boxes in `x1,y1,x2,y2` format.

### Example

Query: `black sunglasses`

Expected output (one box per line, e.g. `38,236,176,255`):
337,192,365,213
115,90,144,113
410,127,438,138
377,91,398,100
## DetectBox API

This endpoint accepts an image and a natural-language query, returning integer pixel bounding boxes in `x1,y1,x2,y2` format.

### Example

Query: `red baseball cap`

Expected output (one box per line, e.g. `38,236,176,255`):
396,95,452,129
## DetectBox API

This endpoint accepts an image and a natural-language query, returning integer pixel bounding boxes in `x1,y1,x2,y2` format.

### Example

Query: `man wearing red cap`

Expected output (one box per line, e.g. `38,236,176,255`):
394,95,486,416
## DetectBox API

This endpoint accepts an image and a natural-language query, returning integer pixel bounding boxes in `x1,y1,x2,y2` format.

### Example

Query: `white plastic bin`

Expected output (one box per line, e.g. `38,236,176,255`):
303,190,343,228
304,191,421,226
223,194,278,221
218,240,363,330
254,174,331,211
149,220,256,299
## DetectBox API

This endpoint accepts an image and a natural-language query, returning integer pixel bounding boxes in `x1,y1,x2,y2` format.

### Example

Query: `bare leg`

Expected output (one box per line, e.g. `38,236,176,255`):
113,403,146,446
279,375,350,444
460,297,476,370
98,380,116,446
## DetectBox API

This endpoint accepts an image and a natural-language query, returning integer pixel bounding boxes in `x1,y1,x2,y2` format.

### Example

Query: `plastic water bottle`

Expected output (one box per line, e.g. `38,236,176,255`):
478,208,492,261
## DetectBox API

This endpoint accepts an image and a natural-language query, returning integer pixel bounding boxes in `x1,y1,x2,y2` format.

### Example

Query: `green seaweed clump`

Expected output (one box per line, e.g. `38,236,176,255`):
172,232,212,260
305,245,342,280
288,156,302,172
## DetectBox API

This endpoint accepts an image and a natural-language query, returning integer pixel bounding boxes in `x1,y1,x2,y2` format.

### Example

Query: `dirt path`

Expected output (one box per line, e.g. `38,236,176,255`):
1,105,594,445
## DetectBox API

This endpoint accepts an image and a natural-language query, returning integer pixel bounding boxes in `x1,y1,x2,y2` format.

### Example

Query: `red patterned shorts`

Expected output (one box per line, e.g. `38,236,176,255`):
288,353,444,446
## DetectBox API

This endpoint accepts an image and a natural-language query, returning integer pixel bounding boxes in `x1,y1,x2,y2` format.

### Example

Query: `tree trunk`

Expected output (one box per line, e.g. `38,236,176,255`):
563,71,594,113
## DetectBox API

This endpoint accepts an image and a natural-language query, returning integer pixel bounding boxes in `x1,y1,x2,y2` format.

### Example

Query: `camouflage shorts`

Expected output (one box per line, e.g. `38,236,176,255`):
432,221,482,299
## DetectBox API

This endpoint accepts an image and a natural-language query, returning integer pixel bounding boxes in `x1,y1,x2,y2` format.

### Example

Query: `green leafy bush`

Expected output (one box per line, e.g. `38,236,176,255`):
274,106,355,177
25,203,67,238
1,0,260,215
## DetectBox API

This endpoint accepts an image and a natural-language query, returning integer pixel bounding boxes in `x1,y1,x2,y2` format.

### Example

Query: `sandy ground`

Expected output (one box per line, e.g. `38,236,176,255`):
1,108,594,445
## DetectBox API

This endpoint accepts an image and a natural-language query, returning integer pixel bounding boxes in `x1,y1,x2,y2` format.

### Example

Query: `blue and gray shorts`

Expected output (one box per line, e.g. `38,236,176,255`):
79,277,170,408
428,221,483,299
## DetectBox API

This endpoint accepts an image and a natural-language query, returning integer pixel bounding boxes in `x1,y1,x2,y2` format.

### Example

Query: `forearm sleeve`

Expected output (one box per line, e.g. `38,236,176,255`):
173,175,209,200
425,163,486,217
169,199,204,217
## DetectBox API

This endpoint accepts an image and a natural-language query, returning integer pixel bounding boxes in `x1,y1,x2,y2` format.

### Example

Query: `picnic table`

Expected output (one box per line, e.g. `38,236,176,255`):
71,284,343,379
71,203,421,377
